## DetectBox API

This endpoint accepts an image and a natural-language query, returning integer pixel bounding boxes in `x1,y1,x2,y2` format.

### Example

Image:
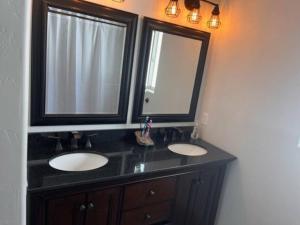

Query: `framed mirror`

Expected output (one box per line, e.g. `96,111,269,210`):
31,0,138,125
132,18,210,123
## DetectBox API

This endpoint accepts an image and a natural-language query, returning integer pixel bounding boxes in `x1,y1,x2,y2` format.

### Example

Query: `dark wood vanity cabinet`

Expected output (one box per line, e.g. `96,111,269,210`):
173,167,225,225
123,177,176,210
29,166,227,225
85,189,121,225
47,193,86,225
122,177,176,225
45,188,120,225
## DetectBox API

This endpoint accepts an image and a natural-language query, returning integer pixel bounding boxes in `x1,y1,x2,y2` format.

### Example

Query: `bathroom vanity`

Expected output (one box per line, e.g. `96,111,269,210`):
27,130,235,225
28,1,235,225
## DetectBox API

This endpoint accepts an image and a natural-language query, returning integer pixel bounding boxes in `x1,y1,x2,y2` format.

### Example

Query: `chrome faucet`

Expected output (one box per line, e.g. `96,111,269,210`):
70,131,81,150
162,127,185,143
170,127,185,142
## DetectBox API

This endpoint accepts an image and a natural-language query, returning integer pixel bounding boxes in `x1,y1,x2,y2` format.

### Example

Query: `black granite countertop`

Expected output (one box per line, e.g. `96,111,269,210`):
27,137,236,193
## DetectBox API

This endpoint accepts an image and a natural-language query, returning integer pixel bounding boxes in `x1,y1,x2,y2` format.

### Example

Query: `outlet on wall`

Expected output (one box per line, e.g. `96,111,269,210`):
200,112,209,125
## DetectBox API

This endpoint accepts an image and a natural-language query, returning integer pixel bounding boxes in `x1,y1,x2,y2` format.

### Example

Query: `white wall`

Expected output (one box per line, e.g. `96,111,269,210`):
198,0,300,224
0,0,30,225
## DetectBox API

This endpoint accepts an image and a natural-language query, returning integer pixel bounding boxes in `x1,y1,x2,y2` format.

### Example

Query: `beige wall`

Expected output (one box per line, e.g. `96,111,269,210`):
198,0,300,224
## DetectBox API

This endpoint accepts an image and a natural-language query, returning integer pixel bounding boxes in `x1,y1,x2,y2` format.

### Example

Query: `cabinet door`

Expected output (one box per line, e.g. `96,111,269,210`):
85,188,121,225
47,194,86,225
173,167,226,225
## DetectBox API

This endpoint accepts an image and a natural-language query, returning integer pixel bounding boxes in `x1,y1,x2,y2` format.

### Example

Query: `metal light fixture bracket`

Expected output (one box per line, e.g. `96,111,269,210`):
185,0,200,10
211,4,220,15
184,0,219,11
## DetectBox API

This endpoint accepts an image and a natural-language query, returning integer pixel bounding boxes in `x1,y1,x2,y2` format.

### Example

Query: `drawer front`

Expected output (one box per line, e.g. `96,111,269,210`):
123,177,177,210
121,202,172,225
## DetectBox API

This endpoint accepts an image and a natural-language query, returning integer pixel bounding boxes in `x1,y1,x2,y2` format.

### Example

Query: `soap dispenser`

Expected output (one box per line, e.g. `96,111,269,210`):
190,126,199,140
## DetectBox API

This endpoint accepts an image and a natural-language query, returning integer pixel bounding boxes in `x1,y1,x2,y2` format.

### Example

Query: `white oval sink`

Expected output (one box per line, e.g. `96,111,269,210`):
168,144,208,156
49,152,108,172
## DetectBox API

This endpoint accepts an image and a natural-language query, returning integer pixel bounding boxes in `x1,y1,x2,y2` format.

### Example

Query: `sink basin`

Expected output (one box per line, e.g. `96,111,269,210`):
168,144,208,156
49,152,108,172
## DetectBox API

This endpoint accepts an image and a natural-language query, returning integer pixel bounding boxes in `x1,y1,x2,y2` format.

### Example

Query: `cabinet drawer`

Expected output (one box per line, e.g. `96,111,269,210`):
123,177,176,210
121,202,172,225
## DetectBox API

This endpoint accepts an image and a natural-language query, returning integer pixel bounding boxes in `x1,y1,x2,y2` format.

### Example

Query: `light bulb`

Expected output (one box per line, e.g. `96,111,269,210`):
187,8,201,24
207,15,221,29
171,5,177,14
191,11,198,21
165,0,181,18
208,5,221,29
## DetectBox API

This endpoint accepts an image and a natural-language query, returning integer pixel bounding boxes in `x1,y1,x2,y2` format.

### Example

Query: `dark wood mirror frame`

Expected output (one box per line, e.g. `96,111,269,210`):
132,17,210,123
31,0,138,126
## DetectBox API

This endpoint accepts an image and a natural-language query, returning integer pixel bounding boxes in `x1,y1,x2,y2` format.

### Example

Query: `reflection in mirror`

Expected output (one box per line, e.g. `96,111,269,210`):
143,31,202,115
45,7,127,114
132,18,210,123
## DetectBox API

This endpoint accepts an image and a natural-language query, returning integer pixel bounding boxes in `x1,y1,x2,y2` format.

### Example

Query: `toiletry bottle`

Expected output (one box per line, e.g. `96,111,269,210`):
191,126,199,140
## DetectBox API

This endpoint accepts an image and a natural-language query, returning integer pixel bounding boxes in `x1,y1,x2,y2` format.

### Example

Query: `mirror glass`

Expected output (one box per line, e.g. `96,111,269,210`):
132,18,210,123
142,31,202,115
45,7,127,114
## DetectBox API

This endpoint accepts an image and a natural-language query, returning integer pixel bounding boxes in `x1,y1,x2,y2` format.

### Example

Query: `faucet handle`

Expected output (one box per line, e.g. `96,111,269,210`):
85,133,97,149
70,131,81,150
47,136,63,152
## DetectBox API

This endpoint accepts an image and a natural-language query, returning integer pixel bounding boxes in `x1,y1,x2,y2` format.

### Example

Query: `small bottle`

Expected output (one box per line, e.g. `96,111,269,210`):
190,126,199,140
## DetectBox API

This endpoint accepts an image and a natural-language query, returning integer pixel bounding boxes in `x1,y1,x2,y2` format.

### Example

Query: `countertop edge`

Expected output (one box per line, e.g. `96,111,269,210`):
27,157,235,194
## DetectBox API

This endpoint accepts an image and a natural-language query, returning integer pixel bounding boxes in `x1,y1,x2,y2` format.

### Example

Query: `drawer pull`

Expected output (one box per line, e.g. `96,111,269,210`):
145,213,152,220
79,204,86,211
149,190,156,196
87,202,95,210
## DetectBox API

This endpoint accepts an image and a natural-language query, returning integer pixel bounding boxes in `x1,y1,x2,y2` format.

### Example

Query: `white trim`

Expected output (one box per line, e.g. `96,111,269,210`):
22,0,32,224
126,16,143,124
28,122,195,133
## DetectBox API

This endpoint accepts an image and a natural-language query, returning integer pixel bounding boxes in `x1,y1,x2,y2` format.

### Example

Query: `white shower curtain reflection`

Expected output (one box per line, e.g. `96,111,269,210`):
45,8,126,114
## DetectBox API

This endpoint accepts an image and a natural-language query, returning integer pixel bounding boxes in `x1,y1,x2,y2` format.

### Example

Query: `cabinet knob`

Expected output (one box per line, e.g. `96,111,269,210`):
145,213,152,220
149,190,156,196
145,97,150,103
87,202,95,210
79,204,86,211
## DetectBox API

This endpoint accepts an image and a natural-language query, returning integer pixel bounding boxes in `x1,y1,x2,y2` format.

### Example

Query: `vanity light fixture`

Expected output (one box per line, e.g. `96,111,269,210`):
165,0,181,18
112,0,124,3
187,0,201,24
207,5,221,29
165,0,222,29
